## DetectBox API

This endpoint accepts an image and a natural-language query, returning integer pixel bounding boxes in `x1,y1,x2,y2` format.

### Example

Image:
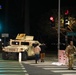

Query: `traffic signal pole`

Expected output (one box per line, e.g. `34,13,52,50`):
58,0,60,62
57,1,68,65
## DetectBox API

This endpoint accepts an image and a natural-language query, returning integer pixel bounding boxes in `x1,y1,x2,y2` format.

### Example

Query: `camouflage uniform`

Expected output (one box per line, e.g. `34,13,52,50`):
65,45,76,69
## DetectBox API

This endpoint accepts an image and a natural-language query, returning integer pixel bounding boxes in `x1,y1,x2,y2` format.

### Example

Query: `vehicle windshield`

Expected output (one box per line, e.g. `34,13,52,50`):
12,41,19,45
21,42,29,45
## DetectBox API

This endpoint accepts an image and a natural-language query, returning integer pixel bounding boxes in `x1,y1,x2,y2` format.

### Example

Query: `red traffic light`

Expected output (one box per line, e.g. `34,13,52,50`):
50,16,54,22
65,10,69,15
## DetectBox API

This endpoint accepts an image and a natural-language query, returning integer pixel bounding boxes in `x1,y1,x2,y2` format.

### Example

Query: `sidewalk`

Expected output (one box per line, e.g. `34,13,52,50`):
45,53,58,62
45,54,76,66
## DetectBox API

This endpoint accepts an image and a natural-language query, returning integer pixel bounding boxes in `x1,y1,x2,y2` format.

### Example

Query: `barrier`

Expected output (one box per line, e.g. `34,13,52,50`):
19,52,22,63
58,50,68,65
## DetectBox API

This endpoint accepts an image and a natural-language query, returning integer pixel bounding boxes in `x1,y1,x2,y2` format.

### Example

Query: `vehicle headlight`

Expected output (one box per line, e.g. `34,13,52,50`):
3,48,5,50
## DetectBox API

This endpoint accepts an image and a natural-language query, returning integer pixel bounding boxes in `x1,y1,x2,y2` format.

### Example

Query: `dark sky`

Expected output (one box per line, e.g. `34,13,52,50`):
30,0,76,33
0,0,76,51
0,0,76,38
30,0,76,18
30,0,76,23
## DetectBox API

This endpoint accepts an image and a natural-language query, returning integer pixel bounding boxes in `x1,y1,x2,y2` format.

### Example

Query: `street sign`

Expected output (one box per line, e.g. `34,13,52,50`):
1,33,9,37
67,32,76,36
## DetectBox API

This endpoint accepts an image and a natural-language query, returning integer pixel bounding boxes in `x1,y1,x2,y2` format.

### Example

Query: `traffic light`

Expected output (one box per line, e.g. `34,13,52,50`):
50,16,55,27
64,10,69,28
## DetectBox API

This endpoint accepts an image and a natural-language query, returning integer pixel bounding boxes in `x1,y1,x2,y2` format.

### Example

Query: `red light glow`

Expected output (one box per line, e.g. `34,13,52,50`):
50,16,54,22
65,10,69,15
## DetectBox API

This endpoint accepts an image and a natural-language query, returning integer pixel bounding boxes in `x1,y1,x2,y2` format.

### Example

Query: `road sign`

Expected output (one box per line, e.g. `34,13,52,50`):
1,33,9,37
67,32,76,36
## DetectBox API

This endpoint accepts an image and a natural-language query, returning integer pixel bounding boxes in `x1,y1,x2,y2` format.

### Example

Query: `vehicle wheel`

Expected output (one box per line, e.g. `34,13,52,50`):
22,52,28,61
14,53,18,60
2,52,8,60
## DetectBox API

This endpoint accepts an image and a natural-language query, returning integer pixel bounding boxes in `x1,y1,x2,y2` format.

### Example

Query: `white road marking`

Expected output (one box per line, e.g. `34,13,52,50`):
51,70,76,73
61,74,76,75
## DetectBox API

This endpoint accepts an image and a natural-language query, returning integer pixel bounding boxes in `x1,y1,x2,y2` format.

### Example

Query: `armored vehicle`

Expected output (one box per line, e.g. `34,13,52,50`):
2,34,40,61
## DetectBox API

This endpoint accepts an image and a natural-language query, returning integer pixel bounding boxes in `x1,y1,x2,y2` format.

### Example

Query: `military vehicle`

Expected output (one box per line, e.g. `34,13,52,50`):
2,34,41,61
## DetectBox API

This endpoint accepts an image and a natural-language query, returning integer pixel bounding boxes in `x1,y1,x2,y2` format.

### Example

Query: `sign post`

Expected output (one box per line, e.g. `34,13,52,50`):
19,52,22,63
1,33,9,46
58,0,60,62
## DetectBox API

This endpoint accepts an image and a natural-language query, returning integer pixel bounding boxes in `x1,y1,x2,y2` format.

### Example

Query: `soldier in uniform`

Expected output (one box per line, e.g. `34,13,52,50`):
65,41,76,70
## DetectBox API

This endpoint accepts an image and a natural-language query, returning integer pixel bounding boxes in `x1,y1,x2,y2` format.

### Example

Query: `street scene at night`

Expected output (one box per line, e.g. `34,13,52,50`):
0,0,76,75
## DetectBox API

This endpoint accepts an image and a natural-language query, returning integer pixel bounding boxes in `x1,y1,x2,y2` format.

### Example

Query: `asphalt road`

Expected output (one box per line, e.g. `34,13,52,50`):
0,59,29,75
22,59,76,75
0,53,76,75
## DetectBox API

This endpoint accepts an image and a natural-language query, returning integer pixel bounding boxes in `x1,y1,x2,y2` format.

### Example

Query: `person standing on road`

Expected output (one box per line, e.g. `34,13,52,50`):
33,43,41,64
65,40,76,70
40,43,46,62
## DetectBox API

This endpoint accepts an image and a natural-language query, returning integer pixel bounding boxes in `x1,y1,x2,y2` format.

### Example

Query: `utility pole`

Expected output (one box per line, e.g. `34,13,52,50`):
5,0,8,32
58,0,60,60
24,0,30,35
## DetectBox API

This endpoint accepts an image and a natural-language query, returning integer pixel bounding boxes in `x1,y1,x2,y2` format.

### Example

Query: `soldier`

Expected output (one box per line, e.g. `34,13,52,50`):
65,41,76,70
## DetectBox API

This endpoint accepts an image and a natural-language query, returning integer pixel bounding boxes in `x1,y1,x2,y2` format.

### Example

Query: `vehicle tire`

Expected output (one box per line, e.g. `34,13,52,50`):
22,52,28,61
2,52,8,60
14,53,18,60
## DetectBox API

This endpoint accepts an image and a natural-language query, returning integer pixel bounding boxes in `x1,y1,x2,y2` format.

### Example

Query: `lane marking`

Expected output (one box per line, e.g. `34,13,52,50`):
43,67,76,70
0,70,27,72
51,70,76,73
0,68,25,69
20,63,27,72
61,74,76,75
0,74,29,75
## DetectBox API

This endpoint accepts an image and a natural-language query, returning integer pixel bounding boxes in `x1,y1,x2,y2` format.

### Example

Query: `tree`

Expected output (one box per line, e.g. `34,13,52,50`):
37,9,76,42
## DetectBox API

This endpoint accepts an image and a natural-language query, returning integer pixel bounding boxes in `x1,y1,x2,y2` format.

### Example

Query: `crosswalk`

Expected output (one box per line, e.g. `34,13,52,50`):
0,60,29,75
28,61,76,75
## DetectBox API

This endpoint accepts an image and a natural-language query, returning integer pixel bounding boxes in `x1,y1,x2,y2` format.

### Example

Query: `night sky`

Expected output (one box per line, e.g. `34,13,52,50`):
30,0,76,37
0,0,76,53
0,0,76,38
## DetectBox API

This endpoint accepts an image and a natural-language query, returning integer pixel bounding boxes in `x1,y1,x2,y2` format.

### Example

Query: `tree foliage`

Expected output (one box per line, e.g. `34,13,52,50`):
37,9,76,44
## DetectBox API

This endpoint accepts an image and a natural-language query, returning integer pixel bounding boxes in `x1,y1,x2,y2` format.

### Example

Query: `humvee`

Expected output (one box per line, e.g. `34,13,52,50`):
2,34,41,61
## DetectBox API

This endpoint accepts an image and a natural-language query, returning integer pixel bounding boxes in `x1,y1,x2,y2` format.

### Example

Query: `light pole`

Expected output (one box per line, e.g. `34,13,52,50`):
58,0,60,61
